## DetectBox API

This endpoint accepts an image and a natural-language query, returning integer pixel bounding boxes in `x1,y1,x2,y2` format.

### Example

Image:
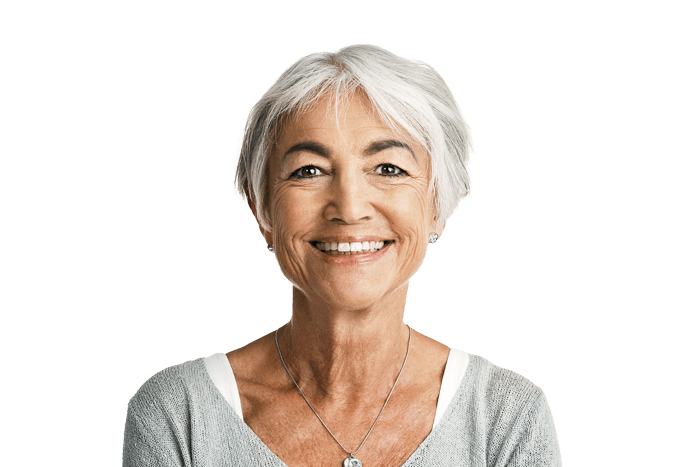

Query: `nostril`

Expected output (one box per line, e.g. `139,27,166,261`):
324,182,375,224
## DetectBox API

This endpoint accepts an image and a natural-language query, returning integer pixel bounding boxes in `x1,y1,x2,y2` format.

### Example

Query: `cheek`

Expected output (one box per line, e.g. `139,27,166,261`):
268,186,315,232
266,187,321,284
382,187,434,268
270,213,304,261
384,186,435,235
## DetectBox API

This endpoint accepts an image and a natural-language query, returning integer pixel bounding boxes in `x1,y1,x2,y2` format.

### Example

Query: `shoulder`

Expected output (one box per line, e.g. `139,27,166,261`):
125,358,257,464
455,354,561,466
127,358,208,420
423,352,562,465
465,355,562,467
447,352,556,440
464,353,544,408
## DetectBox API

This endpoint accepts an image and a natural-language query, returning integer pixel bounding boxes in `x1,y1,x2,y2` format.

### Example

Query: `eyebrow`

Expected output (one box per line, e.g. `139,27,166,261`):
363,139,415,160
283,141,331,159
282,139,415,161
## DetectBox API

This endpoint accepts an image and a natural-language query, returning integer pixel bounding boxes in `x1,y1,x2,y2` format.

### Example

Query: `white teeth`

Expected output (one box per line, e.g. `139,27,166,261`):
315,240,390,254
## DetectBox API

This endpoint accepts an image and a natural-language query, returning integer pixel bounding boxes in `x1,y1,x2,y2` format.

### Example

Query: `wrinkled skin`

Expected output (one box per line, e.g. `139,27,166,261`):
262,93,441,316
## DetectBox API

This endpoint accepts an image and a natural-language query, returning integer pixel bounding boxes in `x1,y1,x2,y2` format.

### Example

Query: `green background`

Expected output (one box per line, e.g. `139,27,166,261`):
0,1,698,467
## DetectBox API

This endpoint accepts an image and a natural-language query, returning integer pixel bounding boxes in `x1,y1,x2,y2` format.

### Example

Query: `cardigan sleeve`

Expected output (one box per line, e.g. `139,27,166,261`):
122,372,191,467
505,392,562,467
122,403,186,467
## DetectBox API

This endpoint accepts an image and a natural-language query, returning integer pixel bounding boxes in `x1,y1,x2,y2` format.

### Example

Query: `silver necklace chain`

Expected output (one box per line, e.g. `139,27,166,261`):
274,325,412,461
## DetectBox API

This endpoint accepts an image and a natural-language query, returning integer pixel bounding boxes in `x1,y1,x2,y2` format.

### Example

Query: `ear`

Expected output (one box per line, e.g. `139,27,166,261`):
426,184,446,237
432,214,446,239
430,201,445,237
245,185,273,246
436,219,446,237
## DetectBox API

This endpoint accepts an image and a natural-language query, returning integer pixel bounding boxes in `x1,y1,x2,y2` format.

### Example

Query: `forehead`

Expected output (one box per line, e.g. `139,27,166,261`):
274,92,401,147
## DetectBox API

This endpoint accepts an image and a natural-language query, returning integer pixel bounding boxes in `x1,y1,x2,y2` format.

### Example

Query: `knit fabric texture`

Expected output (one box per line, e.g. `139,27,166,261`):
123,354,561,466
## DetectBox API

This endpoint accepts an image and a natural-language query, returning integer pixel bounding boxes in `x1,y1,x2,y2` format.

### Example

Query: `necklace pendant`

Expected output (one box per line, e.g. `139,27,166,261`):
344,457,362,467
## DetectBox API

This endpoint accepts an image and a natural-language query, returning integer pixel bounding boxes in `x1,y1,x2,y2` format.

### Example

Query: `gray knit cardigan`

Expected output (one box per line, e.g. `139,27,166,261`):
123,354,561,466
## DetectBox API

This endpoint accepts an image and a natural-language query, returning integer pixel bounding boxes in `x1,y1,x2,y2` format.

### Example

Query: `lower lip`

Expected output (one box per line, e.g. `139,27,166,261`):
313,243,392,265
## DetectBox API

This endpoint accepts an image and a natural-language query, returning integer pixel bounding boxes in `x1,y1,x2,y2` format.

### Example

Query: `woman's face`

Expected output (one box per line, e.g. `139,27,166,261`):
261,93,439,311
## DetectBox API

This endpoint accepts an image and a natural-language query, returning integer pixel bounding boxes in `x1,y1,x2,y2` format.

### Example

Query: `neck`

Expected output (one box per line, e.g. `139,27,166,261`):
277,286,411,401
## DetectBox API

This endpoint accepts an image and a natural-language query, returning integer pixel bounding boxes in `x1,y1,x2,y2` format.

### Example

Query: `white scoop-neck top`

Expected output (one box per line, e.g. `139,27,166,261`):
204,348,470,429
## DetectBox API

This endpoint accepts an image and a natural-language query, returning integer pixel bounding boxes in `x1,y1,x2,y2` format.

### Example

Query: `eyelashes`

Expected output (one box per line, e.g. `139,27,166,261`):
289,164,407,180
290,166,323,179
374,164,406,177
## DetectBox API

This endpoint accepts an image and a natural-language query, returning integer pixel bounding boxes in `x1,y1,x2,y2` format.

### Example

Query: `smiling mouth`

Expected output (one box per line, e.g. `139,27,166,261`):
312,241,393,255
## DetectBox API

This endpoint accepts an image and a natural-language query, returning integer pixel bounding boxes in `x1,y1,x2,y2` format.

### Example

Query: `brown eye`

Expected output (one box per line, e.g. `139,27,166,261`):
375,164,406,177
291,166,322,179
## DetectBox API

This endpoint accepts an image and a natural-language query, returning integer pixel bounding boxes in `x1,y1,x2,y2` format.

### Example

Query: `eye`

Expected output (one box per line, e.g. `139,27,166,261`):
375,164,406,177
290,165,322,179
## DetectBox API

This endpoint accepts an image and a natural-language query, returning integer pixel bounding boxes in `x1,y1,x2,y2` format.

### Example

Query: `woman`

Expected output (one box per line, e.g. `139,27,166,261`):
123,45,561,467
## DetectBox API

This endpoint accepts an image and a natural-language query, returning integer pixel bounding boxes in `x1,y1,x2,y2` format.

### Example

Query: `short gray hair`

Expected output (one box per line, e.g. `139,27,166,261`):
236,44,470,231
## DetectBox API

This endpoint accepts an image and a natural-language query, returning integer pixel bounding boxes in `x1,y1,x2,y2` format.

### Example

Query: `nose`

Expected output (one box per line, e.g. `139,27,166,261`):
323,167,374,224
